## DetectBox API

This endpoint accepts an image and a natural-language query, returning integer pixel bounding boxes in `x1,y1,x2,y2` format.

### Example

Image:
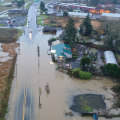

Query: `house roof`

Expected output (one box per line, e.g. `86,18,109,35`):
64,44,71,49
51,43,72,58
63,49,72,54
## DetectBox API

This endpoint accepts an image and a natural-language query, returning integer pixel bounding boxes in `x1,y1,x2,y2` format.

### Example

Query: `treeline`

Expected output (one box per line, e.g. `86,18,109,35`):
104,21,120,51
102,64,120,79
12,0,25,7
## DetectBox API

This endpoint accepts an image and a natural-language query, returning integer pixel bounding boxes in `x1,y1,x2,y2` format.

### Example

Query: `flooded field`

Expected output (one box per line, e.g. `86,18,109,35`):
5,3,120,120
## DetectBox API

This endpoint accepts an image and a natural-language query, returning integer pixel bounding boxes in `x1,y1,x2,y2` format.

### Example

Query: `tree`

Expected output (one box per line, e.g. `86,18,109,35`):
90,0,100,6
113,0,118,4
81,57,91,70
40,1,45,11
79,14,93,36
71,68,92,79
17,0,25,7
104,23,120,50
102,63,120,78
65,18,77,44
63,11,68,17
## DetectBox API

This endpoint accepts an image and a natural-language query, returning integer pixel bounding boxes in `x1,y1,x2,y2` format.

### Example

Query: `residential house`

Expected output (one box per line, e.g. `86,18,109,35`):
51,43,72,60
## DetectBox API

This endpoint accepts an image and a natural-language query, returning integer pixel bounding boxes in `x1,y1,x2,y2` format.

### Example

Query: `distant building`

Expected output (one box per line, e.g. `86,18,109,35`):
68,12,90,18
51,43,72,60
101,13,120,20
104,51,117,65
8,9,28,15
42,26,57,34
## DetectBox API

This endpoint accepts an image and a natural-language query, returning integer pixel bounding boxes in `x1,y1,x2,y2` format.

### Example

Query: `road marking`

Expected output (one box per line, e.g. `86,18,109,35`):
22,87,27,120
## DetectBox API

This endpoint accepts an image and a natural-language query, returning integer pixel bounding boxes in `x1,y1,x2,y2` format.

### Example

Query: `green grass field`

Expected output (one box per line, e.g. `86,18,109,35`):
36,14,49,25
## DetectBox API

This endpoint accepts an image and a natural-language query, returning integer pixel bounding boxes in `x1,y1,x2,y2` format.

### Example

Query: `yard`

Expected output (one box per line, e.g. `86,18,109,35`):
36,14,49,25
37,15,101,29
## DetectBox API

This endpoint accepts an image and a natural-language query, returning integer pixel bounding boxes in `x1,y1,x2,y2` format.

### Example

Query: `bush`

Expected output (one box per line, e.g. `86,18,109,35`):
102,63,120,79
112,85,120,93
70,68,92,79
79,70,92,79
72,68,80,78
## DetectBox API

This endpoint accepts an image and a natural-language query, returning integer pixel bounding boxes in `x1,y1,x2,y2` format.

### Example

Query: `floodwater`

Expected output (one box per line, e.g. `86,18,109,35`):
0,43,11,62
6,3,120,120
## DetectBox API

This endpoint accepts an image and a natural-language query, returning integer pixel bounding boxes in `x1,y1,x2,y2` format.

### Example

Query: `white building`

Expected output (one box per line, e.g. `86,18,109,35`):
101,13,120,21
52,40,63,46
68,12,91,18
104,51,118,65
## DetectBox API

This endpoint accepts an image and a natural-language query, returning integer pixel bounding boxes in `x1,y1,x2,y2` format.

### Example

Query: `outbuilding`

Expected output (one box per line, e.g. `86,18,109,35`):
101,13,120,21
104,51,117,65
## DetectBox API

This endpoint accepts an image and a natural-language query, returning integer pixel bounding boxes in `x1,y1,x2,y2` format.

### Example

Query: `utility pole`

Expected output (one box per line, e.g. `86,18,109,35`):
37,45,41,108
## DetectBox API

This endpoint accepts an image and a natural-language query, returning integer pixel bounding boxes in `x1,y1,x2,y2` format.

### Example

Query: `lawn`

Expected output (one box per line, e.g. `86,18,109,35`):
36,14,49,25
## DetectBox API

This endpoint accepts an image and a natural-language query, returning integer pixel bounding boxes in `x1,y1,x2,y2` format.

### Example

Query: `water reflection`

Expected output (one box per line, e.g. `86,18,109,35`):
29,33,32,40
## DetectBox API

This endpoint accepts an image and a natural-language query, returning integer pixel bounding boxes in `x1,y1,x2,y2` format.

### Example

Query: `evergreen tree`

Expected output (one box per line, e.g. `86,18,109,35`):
81,57,91,71
63,11,68,17
79,14,93,36
113,0,118,4
90,0,100,6
17,0,25,7
40,1,45,11
65,18,77,44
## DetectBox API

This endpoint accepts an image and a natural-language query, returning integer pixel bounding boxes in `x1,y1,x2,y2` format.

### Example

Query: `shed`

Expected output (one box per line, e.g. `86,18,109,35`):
104,51,117,65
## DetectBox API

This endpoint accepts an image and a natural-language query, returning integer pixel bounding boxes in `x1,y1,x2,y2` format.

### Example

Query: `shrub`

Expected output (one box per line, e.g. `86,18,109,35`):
79,70,92,79
102,63,120,79
70,68,92,79
72,68,80,78
112,85,120,93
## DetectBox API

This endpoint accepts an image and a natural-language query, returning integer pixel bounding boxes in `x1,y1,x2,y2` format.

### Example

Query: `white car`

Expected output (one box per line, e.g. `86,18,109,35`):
29,29,32,33
47,50,50,55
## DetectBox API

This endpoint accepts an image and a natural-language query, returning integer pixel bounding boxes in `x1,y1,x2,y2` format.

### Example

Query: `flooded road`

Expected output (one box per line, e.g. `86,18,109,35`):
6,3,120,120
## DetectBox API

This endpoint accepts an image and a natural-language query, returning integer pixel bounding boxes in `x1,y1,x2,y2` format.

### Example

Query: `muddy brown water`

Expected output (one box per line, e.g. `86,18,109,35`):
5,3,120,120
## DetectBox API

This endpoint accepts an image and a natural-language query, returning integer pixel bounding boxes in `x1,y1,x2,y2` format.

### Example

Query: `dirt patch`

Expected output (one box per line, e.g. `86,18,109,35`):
0,28,19,43
1,43,19,57
44,17,101,30
0,43,19,118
